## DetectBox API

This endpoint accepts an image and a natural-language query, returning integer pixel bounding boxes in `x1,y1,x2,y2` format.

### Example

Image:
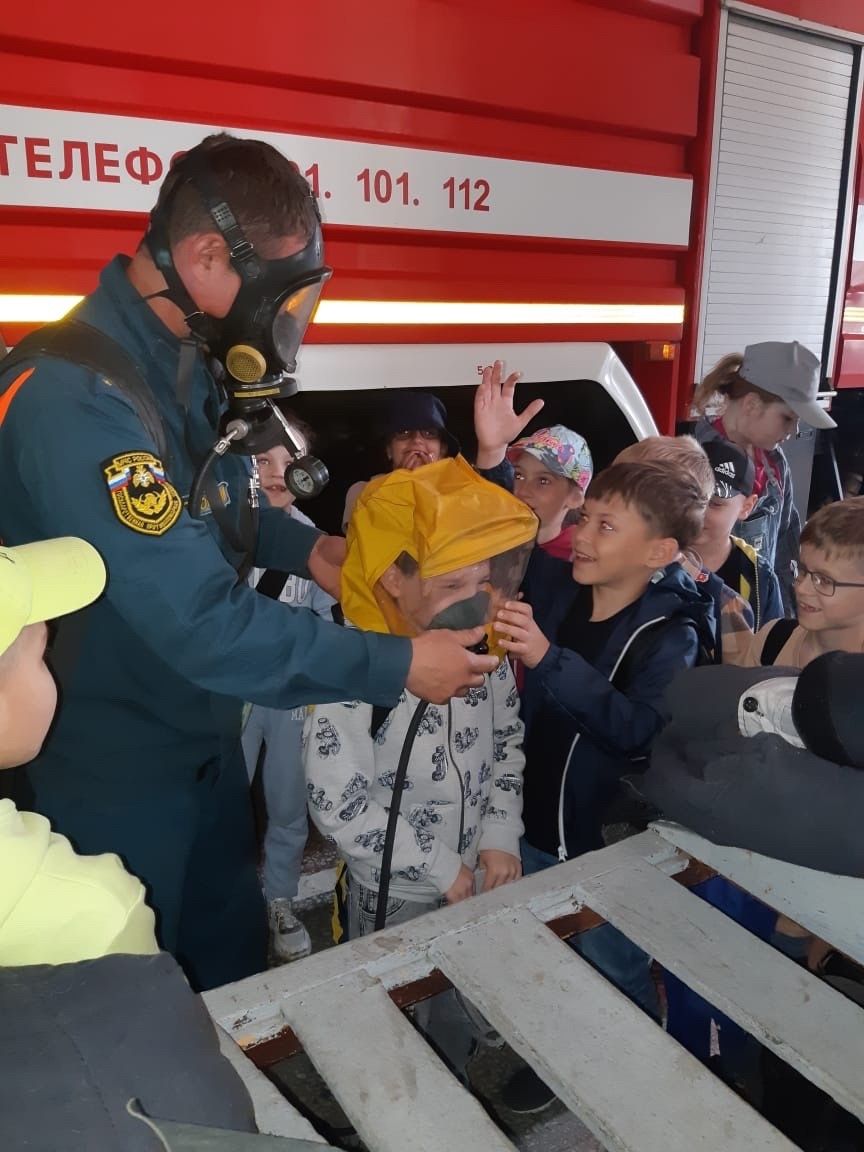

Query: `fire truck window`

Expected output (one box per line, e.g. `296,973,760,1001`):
288,380,638,536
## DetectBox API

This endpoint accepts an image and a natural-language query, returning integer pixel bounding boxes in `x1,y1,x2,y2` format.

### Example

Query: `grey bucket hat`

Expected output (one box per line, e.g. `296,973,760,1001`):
739,340,836,430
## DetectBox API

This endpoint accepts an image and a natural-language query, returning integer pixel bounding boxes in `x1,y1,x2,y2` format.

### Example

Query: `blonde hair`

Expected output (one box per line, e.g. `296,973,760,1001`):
617,435,714,503
692,353,781,415
801,498,864,564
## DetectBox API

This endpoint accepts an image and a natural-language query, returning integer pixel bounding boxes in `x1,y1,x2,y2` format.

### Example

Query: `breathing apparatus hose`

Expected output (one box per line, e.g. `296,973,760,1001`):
187,446,222,521
374,698,429,931
187,420,260,580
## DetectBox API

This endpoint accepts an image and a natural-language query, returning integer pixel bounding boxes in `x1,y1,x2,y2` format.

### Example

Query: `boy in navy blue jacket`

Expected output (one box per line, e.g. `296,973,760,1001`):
495,461,714,1107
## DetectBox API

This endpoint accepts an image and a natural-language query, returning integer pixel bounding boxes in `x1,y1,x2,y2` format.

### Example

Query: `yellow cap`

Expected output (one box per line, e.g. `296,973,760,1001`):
342,455,538,634
0,538,107,658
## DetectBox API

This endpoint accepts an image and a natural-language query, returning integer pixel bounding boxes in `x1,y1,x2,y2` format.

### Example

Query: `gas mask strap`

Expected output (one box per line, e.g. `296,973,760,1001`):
143,147,261,339
173,154,263,283
143,215,206,333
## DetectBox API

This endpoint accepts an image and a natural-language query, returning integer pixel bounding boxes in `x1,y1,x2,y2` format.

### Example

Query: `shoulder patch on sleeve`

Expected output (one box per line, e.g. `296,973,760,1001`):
102,451,182,536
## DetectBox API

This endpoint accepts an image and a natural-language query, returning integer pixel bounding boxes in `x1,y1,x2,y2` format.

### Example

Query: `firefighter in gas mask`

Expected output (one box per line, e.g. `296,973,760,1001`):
0,133,498,991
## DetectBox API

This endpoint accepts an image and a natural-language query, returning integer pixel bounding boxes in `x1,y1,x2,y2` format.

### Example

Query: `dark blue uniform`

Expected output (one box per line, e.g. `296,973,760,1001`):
0,256,411,990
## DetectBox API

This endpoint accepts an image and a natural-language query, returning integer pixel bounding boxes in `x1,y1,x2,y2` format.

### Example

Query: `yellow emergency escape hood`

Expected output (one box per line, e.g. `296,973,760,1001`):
342,454,538,635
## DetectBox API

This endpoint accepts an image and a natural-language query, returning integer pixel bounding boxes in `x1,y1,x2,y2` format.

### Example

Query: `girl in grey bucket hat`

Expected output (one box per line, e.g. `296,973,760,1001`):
692,341,834,616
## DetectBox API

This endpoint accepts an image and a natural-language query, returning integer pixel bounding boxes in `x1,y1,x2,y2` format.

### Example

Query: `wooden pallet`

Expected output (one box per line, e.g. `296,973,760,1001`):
204,826,864,1151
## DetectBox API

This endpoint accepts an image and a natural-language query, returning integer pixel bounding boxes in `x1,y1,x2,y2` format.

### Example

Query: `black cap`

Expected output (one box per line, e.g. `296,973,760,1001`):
382,391,460,458
703,438,756,499
792,652,864,770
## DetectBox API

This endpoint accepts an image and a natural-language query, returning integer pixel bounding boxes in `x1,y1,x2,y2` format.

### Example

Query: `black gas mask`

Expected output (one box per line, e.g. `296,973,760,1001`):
427,591,492,654
145,147,332,502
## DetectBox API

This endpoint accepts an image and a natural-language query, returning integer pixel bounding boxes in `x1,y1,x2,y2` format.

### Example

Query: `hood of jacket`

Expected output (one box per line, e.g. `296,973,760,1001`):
0,799,157,964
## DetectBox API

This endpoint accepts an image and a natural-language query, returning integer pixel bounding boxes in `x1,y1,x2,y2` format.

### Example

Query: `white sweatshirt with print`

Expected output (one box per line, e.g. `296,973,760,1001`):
303,659,525,902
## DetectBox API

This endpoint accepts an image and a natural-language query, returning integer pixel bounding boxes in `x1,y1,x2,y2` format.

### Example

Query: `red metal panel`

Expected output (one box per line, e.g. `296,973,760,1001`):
676,0,722,417
0,0,702,436
7,0,864,429
1,2,700,140
838,334,864,389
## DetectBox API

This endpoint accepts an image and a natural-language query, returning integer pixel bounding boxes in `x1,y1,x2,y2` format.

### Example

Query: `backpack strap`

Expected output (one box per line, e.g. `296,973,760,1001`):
254,569,290,601
2,320,170,465
760,617,798,666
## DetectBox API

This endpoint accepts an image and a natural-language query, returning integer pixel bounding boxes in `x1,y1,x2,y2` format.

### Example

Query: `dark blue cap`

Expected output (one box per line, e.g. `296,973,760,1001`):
382,391,460,457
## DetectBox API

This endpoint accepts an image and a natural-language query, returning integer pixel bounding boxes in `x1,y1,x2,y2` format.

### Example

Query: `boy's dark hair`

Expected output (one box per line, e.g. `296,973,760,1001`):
587,461,707,549
153,133,318,257
801,496,864,562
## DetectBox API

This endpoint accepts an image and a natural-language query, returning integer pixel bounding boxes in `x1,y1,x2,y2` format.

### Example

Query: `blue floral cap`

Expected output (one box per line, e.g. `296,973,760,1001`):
507,425,593,490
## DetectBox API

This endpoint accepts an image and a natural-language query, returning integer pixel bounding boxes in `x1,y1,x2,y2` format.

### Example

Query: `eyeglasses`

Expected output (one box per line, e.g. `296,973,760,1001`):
392,428,442,442
791,560,864,598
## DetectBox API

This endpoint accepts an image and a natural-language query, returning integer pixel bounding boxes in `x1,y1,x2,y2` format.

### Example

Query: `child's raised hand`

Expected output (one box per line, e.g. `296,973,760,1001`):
473,360,544,468
495,600,550,669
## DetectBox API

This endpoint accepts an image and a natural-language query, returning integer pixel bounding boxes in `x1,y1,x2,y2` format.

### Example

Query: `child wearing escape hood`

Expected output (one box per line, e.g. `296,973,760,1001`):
494,459,715,1111
303,455,536,1082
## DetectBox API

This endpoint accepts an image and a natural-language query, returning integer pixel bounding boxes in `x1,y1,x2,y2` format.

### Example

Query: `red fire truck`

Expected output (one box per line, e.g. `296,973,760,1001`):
2,0,863,523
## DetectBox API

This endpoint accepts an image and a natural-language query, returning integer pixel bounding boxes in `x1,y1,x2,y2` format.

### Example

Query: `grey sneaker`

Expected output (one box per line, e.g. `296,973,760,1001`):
268,898,312,964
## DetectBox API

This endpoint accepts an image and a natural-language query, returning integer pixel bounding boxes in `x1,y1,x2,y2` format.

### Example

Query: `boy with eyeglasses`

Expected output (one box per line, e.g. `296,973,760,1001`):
729,497,864,669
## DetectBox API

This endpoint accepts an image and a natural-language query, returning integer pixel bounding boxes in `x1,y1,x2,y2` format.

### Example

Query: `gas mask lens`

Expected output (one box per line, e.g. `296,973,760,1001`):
375,544,533,663
272,274,331,374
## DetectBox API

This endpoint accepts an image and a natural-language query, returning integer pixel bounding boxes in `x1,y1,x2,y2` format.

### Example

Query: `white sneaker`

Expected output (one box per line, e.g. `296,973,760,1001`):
268,898,312,964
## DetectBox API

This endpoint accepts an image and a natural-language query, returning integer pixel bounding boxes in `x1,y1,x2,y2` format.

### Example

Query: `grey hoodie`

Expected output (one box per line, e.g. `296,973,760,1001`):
303,659,525,901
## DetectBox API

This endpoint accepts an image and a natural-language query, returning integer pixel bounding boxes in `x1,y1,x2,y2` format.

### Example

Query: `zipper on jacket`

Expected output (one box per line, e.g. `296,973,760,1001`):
555,615,667,862
733,536,763,631
754,556,762,631
557,733,581,861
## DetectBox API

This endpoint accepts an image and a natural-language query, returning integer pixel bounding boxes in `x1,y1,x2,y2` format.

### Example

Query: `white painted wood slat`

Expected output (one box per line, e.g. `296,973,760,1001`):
432,910,797,1152
577,859,864,1122
205,830,861,1150
281,971,516,1152
216,1027,328,1143
653,822,864,967
204,832,683,1048
697,14,854,378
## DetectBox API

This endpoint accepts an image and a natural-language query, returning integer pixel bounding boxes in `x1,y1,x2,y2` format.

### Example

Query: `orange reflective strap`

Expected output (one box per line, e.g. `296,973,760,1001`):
0,367,36,428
